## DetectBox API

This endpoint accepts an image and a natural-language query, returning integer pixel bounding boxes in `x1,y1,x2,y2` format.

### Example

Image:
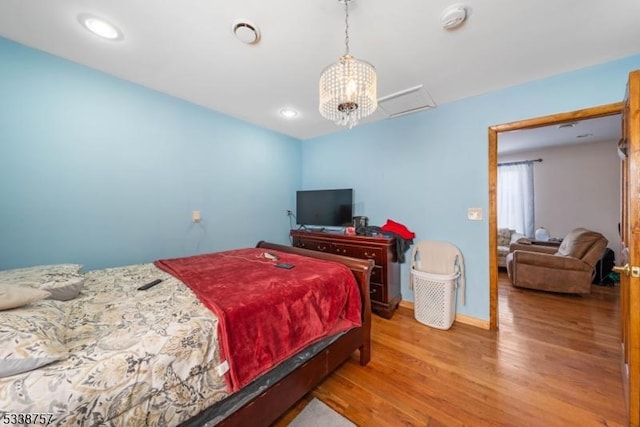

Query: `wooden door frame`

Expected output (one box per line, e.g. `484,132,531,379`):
621,69,640,427
488,102,623,330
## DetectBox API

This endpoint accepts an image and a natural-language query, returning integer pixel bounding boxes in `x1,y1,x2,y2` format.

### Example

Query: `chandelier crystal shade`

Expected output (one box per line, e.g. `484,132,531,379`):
319,0,377,129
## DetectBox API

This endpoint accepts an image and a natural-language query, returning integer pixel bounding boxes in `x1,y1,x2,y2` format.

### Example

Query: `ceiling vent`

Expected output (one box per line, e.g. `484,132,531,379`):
233,20,260,44
377,85,436,118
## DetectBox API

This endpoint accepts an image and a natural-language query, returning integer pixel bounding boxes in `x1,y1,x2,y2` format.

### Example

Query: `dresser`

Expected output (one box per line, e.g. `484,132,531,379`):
290,230,401,318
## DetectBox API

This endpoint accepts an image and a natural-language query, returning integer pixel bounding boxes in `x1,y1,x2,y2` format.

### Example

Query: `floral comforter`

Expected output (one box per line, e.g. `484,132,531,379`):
0,263,229,426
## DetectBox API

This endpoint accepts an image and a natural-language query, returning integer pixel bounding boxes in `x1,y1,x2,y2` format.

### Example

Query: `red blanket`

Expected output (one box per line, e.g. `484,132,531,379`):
154,248,362,392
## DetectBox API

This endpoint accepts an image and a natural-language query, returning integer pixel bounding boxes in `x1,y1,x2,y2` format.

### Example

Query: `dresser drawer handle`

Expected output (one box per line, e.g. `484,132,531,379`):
317,245,327,251
335,248,346,254
364,252,376,259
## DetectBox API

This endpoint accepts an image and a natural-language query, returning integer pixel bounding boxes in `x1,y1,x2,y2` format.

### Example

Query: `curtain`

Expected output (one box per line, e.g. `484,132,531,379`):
498,162,535,237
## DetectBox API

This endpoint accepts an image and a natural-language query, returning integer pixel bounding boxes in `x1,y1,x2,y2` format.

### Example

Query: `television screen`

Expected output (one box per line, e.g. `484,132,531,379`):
296,189,353,227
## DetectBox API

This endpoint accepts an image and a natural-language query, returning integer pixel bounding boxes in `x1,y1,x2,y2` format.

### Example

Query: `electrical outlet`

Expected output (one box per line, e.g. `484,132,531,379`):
467,208,483,221
192,210,202,223
286,210,292,217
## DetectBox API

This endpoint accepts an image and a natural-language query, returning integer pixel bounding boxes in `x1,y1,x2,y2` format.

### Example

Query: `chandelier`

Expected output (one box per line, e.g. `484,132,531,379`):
319,0,377,129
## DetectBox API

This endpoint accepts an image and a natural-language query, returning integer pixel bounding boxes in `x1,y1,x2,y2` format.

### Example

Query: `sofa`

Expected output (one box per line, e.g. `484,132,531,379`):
506,227,608,295
497,228,525,268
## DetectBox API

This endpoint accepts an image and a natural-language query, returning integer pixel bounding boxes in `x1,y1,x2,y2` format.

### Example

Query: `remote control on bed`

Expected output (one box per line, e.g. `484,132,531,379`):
275,263,294,269
138,279,163,290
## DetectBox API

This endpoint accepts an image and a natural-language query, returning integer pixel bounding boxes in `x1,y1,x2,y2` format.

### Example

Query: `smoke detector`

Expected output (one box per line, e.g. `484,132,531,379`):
233,20,260,44
440,5,468,30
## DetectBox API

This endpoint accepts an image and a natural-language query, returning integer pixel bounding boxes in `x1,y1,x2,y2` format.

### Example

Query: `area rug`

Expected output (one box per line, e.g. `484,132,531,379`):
288,398,356,427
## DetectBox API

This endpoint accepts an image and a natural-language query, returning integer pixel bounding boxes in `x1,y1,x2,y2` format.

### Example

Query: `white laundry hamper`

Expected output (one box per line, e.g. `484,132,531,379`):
410,240,465,330
411,269,459,330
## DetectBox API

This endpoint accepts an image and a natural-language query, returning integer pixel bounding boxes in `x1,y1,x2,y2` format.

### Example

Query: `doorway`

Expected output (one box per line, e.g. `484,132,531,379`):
487,102,623,329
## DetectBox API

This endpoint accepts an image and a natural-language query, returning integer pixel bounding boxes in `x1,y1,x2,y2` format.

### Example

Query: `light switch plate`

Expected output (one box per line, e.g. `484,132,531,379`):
467,208,483,221
192,210,202,223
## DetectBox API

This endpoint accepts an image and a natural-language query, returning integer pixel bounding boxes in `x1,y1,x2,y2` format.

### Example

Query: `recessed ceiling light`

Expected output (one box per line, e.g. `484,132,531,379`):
280,108,298,119
78,14,122,40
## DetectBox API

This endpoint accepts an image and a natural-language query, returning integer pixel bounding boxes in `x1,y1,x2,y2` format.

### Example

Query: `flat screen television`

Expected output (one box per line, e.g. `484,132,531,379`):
296,188,353,228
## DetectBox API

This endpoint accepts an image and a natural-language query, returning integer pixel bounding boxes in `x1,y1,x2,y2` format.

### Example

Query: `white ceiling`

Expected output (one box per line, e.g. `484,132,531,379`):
498,114,622,155
0,1,639,141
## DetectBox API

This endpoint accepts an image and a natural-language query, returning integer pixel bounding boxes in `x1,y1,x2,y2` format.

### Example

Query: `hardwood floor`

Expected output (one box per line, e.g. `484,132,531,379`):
273,271,626,426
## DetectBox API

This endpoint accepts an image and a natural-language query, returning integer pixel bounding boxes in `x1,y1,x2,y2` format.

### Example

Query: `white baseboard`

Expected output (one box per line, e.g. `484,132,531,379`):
399,300,490,330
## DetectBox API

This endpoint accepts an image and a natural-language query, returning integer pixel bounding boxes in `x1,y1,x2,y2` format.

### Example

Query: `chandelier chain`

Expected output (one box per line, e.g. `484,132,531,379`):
344,0,350,55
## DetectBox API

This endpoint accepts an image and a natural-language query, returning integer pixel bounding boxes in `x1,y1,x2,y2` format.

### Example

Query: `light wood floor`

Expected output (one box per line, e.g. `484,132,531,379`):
273,271,626,426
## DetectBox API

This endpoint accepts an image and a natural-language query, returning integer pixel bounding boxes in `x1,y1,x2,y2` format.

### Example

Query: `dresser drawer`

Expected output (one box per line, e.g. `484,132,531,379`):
369,282,384,302
334,244,383,265
370,266,383,284
332,245,349,256
294,238,330,252
331,243,358,258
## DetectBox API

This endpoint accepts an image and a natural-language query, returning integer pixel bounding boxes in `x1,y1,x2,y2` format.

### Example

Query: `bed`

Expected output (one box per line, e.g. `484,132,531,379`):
0,242,373,426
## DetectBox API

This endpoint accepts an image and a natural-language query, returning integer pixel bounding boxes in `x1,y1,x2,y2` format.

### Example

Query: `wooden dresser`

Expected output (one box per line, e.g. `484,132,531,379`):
290,229,401,318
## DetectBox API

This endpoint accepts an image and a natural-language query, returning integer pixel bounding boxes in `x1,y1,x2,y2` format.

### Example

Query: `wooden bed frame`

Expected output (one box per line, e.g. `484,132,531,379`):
196,241,374,427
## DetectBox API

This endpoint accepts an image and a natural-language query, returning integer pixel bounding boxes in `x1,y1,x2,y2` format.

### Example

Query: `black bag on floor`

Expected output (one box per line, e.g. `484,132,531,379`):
593,248,615,285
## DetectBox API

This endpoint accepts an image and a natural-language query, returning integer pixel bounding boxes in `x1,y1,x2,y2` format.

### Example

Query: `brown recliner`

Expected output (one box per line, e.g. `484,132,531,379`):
506,228,608,295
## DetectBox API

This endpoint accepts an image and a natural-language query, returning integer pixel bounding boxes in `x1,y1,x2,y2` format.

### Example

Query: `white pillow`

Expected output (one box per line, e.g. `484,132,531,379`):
0,284,51,311
0,302,67,377
0,264,85,302
41,277,85,301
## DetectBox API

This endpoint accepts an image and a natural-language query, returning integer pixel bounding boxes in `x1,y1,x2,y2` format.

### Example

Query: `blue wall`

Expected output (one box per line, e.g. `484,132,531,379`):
0,37,301,271
303,54,640,320
3,34,639,322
